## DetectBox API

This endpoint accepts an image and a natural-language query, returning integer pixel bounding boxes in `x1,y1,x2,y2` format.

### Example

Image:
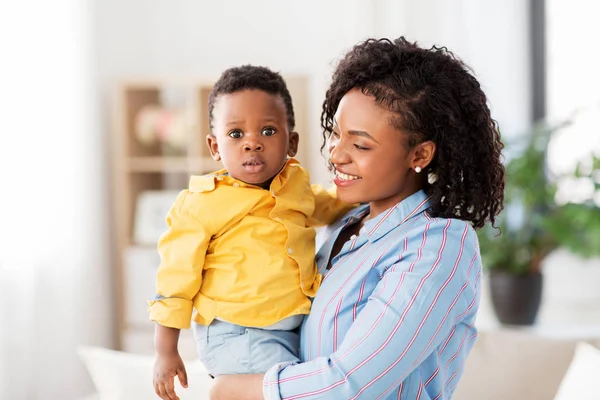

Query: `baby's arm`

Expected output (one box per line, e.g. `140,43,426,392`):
149,190,212,328
308,184,356,227
149,190,213,399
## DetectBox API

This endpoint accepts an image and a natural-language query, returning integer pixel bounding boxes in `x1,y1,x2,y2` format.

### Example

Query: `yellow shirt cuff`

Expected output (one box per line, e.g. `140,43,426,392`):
148,297,193,329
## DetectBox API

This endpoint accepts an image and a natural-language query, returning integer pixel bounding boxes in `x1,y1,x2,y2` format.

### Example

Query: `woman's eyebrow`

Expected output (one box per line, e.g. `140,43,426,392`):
348,130,378,143
334,118,379,143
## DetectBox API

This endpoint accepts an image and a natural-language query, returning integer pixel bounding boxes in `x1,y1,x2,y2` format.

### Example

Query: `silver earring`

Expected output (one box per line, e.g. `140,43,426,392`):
415,166,422,173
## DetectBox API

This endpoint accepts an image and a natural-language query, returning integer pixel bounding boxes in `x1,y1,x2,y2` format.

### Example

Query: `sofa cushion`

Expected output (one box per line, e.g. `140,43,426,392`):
78,346,212,400
554,342,600,400
453,329,600,400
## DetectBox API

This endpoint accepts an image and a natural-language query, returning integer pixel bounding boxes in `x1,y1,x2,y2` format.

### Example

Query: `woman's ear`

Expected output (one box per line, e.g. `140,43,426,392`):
287,131,299,157
412,140,436,171
206,134,221,161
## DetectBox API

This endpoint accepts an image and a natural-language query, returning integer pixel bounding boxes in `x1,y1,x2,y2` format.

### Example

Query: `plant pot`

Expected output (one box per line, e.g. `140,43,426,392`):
489,270,543,326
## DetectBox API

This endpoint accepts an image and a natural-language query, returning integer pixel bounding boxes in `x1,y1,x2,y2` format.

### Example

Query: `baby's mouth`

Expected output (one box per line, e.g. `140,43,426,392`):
243,158,265,173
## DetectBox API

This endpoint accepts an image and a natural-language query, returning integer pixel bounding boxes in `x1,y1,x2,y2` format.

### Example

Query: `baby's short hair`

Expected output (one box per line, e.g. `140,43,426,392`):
208,65,295,131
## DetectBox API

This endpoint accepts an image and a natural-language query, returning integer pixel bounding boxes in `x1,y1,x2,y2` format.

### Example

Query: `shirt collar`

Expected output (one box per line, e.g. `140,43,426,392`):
359,190,431,241
270,158,300,194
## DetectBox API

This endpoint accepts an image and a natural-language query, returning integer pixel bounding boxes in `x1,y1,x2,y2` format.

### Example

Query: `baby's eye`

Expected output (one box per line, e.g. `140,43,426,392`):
262,127,276,136
228,130,243,139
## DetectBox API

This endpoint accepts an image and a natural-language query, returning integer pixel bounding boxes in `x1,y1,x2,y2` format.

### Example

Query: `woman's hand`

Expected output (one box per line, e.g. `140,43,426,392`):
153,351,188,400
209,374,265,400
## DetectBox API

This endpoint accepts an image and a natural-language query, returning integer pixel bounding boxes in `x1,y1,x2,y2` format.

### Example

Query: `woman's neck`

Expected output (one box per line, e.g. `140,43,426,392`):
367,187,422,220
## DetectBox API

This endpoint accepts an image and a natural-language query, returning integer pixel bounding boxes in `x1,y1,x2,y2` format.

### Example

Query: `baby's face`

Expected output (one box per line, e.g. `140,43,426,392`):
207,90,298,188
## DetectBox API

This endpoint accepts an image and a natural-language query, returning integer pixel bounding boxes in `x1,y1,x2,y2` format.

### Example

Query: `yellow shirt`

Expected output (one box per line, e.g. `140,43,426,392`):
148,159,351,329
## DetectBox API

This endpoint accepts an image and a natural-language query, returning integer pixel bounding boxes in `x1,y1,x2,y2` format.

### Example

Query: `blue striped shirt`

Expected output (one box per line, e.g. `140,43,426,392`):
263,190,482,399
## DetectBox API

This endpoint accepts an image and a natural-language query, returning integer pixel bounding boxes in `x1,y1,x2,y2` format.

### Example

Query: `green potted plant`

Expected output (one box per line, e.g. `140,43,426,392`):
477,121,600,325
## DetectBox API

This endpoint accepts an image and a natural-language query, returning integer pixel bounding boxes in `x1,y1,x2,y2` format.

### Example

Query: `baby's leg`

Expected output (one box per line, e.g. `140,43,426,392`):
193,320,299,377
246,326,300,373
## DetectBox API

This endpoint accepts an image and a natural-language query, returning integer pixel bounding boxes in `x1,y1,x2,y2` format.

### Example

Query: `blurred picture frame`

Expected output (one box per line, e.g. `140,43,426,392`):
133,190,180,246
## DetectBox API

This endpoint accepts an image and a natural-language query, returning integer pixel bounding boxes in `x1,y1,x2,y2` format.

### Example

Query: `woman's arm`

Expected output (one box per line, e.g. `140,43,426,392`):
263,220,481,399
210,374,265,400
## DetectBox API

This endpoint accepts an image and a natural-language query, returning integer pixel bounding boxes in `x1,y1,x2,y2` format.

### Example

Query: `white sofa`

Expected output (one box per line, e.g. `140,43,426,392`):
454,327,600,400
80,327,600,400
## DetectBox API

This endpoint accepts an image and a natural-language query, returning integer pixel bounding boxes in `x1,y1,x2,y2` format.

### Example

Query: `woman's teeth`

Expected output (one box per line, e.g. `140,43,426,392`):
336,170,360,181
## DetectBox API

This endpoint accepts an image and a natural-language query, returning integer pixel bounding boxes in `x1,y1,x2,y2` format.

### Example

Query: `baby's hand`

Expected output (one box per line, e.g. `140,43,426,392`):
153,351,188,400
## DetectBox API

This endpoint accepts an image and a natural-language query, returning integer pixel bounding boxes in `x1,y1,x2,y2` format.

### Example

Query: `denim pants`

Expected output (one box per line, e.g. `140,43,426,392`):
192,320,300,376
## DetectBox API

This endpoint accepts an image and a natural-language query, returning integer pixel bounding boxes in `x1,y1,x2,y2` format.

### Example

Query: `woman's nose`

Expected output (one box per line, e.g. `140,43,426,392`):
328,136,348,165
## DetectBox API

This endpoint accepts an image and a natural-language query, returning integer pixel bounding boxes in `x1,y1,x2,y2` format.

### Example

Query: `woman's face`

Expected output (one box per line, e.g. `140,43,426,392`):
328,89,433,217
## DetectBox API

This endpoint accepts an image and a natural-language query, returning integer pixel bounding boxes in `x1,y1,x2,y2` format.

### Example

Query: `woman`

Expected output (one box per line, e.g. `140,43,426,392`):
210,37,505,399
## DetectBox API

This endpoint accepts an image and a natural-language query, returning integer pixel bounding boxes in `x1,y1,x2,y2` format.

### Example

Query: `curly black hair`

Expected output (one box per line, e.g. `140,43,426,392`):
321,37,505,229
208,65,295,131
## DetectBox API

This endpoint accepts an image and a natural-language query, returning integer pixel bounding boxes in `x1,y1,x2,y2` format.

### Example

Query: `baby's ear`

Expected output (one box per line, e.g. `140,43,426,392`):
288,131,299,157
206,134,221,161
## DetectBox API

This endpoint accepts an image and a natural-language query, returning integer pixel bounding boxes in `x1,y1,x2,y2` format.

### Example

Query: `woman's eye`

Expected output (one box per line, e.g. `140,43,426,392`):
331,130,340,138
228,130,243,139
354,143,369,150
262,127,276,136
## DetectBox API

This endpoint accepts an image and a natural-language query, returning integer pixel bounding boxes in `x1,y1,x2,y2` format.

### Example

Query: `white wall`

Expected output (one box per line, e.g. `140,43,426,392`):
376,0,532,138
1,1,110,399
94,0,532,184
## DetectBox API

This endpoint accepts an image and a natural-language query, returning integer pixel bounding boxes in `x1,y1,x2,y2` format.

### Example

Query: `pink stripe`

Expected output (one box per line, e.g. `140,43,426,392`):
353,278,366,321
369,196,431,236
416,378,424,400
351,222,466,400
425,366,440,387
353,242,394,321
349,235,358,250
452,256,480,322
403,197,432,224
452,273,481,330
368,204,399,235
317,212,368,281
432,329,476,400
326,239,370,277
316,244,372,353
333,297,343,352
397,381,403,399
443,328,470,378
438,326,456,355
445,333,479,395
373,237,408,299
269,224,431,388
430,279,481,397
436,258,476,359
431,329,470,400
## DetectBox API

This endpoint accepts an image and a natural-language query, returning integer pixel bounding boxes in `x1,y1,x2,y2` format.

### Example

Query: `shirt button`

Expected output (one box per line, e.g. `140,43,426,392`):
270,190,275,196
274,217,282,222
350,234,357,240
287,248,293,255
233,182,240,187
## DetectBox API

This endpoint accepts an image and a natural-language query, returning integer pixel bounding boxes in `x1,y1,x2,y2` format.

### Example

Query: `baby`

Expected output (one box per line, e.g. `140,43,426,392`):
149,65,352,398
